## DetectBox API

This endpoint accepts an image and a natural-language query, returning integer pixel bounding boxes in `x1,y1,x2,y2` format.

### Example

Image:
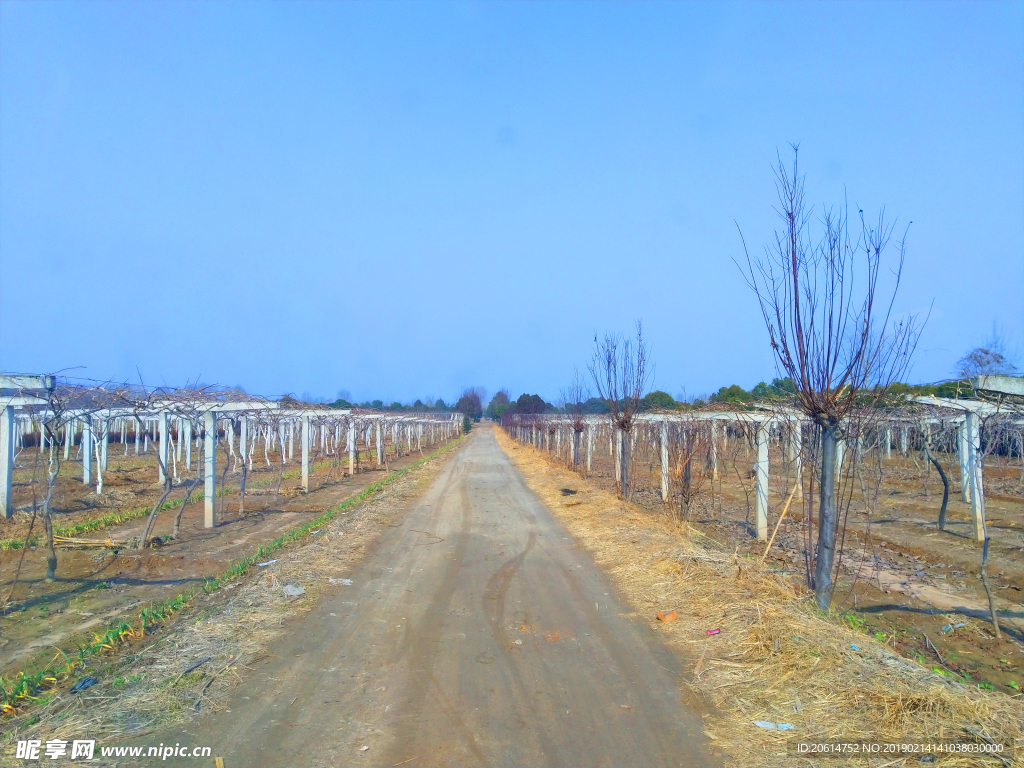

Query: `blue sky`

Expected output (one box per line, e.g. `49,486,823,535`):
2,1,1021,404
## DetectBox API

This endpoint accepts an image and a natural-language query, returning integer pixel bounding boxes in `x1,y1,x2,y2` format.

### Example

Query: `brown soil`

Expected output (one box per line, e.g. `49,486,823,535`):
0,438,447,677
545,430,1024,696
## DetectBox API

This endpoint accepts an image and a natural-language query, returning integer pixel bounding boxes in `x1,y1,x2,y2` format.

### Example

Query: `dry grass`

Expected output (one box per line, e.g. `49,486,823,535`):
493,425,1023,768
0,443,464,756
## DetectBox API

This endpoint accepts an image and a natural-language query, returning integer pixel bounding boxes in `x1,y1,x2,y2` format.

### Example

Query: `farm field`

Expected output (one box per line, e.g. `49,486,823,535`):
2,410,1020,767
494,424,1023,767
0,429,448,679
533,423,1024,695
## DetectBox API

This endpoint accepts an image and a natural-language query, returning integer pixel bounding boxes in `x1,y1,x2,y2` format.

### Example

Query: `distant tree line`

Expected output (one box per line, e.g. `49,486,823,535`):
282,368,993,418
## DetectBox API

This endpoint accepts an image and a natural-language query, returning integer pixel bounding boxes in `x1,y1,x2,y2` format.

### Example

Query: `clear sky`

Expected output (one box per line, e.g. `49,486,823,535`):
2,1,1021,404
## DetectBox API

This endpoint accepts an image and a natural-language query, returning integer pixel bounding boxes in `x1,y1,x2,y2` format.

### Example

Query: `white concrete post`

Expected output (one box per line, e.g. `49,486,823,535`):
957,421,971,503
183,419,192,471
239,416,248,466
586,423,593,471
203,411,217,528
376,422,383,465
225,418,236,462
755,422,769,541
82,417,93,486
966,411,985,542
899,426,908,456
614,428,622,483
885,427,892,459
348,421,356,476
301,415,310,492
659,420,670,502
1,406,15,518
65,419,74,460
176,418,184,463
710,422,719,481
100,419,109,472
158,412,169,485
792,420,803,499
288,420,295,460
836,438,846,476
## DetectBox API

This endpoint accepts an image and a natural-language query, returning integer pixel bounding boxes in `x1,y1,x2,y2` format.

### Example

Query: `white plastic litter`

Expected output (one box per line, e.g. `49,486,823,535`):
753,720,794,731
256,560,278,567
283,584,306,597
329,577,354,586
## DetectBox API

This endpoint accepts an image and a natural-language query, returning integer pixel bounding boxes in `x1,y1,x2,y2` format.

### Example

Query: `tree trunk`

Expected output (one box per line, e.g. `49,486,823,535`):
620,427,630,497
43,510,57,582
239,461,248,515
813,424,839,611
173,478,202,538
140,478,174,548
43,463,59,581
980,537,1001,639
923,439,949,531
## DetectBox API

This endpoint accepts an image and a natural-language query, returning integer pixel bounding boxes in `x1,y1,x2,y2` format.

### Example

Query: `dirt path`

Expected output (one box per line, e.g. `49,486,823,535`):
155,427,714,768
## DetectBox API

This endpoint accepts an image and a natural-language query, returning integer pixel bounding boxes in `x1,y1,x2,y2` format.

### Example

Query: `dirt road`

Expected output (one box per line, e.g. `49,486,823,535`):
157,428,714,767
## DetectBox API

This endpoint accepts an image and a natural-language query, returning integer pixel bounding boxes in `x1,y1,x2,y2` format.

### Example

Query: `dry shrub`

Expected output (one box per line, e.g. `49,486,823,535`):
493,425,1023,767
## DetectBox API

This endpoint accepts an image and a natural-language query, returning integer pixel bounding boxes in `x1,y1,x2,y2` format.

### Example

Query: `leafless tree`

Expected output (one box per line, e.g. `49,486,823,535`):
113,383,217,549
30,382,111,580
972,409,1020,639
737,146,925,610
670,418,712,521
915,410,951,531
589,322,651,497
956,324,1018,379
560,370,590,471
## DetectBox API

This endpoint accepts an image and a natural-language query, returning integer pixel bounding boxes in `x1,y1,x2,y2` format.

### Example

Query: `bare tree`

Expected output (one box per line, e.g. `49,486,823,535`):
972,410,1018,639
917,412,951,531
670,418,712,520
561,370,590,471
737,147,924,610
31,382,110,580
589,322,651,497
956,324,1018,379
115,386,177,550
